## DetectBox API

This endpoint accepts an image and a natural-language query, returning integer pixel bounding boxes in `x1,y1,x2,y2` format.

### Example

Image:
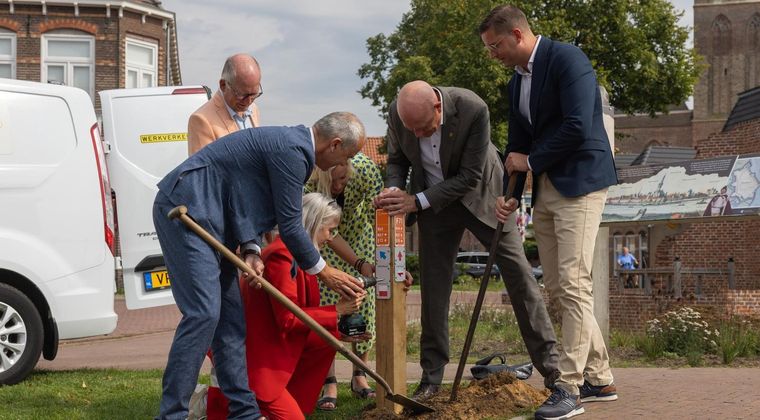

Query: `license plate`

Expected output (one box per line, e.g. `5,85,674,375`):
143,270,171,292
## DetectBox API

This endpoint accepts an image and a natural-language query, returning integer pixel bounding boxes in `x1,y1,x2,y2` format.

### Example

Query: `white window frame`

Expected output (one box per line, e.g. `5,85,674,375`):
0,30,16,79
41,33,95,98
125,37,157,88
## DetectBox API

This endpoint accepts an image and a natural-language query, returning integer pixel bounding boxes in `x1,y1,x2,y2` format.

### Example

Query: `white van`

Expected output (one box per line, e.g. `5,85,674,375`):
0,78,208,384
100,86,210,309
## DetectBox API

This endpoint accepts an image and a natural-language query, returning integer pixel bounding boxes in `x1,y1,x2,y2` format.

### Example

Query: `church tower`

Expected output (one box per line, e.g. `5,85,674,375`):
692,0,760,143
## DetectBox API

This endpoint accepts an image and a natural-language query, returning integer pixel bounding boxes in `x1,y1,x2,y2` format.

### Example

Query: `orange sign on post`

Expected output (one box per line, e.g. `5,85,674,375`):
376,209,390,246
393,215,405,246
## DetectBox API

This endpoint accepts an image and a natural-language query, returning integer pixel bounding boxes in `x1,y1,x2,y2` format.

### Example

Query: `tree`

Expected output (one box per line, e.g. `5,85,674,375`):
357,0,701,149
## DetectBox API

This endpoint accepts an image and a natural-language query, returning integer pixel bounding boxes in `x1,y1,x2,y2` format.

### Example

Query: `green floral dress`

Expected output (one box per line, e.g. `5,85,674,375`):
306,152,383,354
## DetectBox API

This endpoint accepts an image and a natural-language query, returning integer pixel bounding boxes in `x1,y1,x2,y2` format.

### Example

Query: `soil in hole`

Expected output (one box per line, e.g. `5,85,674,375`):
361,372,549,419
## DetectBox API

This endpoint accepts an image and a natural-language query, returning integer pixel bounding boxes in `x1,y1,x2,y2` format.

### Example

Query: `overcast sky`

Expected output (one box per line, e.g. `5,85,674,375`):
160,0,694,136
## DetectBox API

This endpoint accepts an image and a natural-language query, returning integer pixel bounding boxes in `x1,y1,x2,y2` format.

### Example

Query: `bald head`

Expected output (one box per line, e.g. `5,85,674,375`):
219,53,263,113
221,54,261,85
397,80,442,138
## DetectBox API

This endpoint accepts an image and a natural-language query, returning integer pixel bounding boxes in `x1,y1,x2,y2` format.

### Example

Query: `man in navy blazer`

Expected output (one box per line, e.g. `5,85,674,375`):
152,112,366,420
480,5,618,420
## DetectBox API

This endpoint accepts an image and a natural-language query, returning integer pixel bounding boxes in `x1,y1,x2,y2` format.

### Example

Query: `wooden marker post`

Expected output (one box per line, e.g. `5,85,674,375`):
374,209,407,413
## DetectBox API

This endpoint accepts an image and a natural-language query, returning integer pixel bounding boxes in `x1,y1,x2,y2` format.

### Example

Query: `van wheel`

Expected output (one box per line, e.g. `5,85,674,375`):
0,283,44,385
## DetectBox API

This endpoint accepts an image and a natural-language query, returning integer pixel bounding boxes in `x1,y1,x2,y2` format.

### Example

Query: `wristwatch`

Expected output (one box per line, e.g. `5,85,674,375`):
241,247,261,258
414,195,422,211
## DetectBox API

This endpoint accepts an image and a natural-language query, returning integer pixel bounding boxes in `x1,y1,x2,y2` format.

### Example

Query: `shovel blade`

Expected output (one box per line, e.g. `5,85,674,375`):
386,393,435,414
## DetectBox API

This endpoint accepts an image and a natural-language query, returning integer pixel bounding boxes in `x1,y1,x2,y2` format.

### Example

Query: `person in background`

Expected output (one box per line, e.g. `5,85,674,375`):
206,193,367,420
306,154,383,410
187,53,263,155
617,247,638,288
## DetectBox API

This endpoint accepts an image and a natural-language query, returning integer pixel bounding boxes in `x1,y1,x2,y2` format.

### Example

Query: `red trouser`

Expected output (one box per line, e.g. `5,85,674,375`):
206,330,336,420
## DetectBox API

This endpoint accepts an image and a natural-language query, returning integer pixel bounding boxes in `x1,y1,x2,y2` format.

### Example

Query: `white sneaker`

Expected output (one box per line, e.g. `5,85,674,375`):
187,383,209,420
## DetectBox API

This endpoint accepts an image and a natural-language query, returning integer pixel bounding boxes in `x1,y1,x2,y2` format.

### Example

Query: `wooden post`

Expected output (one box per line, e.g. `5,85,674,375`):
374,209,407,413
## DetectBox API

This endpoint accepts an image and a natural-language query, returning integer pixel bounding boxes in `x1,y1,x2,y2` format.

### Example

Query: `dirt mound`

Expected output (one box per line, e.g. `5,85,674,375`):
362,372,549,419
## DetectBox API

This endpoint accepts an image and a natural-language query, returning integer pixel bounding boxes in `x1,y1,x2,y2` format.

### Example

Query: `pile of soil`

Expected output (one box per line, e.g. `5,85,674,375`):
361,372,549,419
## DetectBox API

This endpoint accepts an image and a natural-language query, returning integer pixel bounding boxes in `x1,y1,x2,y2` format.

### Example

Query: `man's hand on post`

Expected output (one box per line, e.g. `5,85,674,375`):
495,196,519,223
318,265,364,298
374,188,417,216
505,152,529,175
402,271,414,293
242,253,265,289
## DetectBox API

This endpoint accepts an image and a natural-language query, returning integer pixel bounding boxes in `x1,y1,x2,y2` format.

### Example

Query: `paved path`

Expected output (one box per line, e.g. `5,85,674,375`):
36,293,760,418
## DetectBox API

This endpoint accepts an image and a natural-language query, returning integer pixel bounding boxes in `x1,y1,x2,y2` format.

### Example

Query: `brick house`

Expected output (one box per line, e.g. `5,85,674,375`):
0,0,182,111
608,88,760,332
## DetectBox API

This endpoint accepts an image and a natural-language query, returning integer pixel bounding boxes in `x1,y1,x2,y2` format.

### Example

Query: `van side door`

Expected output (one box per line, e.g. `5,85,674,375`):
100,86,210,309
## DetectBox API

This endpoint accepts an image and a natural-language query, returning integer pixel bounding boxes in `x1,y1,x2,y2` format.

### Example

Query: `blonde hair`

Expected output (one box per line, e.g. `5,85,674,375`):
302,192,342,246
308,159,355,199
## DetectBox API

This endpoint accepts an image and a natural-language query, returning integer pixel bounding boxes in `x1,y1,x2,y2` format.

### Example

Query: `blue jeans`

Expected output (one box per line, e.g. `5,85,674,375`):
153,193,261,419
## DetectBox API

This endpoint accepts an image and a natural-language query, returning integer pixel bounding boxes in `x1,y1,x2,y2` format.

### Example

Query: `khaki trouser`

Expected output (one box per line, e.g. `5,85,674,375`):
532,173,614,395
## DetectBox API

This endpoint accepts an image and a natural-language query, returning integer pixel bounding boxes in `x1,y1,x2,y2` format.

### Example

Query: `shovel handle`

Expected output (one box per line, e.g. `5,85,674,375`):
450,173,517,402
167,206,397,396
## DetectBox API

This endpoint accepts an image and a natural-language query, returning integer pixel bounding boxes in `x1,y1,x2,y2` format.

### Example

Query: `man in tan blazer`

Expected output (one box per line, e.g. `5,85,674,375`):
188,53,263,155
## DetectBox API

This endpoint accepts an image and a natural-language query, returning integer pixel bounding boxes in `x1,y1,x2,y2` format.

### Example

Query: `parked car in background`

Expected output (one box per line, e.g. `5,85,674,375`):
453,251,501,280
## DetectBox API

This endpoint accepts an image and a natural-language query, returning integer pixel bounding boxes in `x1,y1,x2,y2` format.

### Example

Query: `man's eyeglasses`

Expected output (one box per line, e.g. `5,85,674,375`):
486,36,505,51
229,84,263,101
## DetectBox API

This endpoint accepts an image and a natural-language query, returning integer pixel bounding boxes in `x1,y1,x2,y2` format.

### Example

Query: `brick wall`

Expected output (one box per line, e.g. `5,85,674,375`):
654,219,760,291
610,290,760,332
613,111,694,153
607,116,760,331
1,3,170,111
696,119,760,158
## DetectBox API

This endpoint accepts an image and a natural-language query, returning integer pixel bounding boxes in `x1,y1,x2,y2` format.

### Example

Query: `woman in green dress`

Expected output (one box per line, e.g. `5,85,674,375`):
306,152,383,410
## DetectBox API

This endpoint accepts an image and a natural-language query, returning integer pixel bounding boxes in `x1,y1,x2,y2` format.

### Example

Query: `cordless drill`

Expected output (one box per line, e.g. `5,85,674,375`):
338,275,377,337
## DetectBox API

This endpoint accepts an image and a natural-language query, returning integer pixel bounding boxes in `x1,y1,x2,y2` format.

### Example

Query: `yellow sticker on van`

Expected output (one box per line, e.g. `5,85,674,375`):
139,133,188,143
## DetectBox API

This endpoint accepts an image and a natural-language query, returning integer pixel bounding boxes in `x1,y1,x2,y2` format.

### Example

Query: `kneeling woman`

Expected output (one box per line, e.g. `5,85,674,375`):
207,193,367,419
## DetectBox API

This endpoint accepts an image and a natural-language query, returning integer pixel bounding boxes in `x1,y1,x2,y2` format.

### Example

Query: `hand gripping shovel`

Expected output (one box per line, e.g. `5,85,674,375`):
167,206,434,414
449,174,518,402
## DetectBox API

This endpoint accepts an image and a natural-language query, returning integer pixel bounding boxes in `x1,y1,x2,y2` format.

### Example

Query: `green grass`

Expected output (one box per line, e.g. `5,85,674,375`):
1,369,164,419
0,369,381,420
405,304,528,363
410,275,506,292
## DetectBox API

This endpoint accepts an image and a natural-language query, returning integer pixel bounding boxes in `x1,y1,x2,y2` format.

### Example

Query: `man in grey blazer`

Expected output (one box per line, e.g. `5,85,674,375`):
153,112,366,420
375,81,559,399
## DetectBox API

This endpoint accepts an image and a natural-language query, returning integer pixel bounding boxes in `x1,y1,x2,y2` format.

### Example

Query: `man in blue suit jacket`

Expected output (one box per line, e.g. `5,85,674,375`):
480,5,618,420
152,112,366,420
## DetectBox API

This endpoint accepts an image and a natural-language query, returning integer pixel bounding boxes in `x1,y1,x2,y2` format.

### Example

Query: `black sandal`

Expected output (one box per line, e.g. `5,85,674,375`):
317,376,338,411
350,370,376,399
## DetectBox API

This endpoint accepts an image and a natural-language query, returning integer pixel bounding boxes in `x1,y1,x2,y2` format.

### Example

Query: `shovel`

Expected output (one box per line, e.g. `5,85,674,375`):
450,174,518,402
167,205,434,414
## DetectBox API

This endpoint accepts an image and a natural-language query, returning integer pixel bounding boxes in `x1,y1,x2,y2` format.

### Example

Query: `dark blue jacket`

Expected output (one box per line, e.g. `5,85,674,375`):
157,125,321,269
506,37,617,202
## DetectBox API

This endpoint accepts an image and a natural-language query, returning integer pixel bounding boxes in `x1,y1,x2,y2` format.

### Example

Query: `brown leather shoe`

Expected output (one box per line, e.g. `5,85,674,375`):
412,382,441,400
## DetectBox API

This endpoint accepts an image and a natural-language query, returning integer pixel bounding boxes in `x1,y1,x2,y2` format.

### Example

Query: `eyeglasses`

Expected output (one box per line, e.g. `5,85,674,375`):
229,84,263,101
486,36,505,51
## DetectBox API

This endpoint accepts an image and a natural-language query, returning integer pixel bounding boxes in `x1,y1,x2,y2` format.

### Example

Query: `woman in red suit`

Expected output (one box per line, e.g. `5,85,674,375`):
206,193,367,419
